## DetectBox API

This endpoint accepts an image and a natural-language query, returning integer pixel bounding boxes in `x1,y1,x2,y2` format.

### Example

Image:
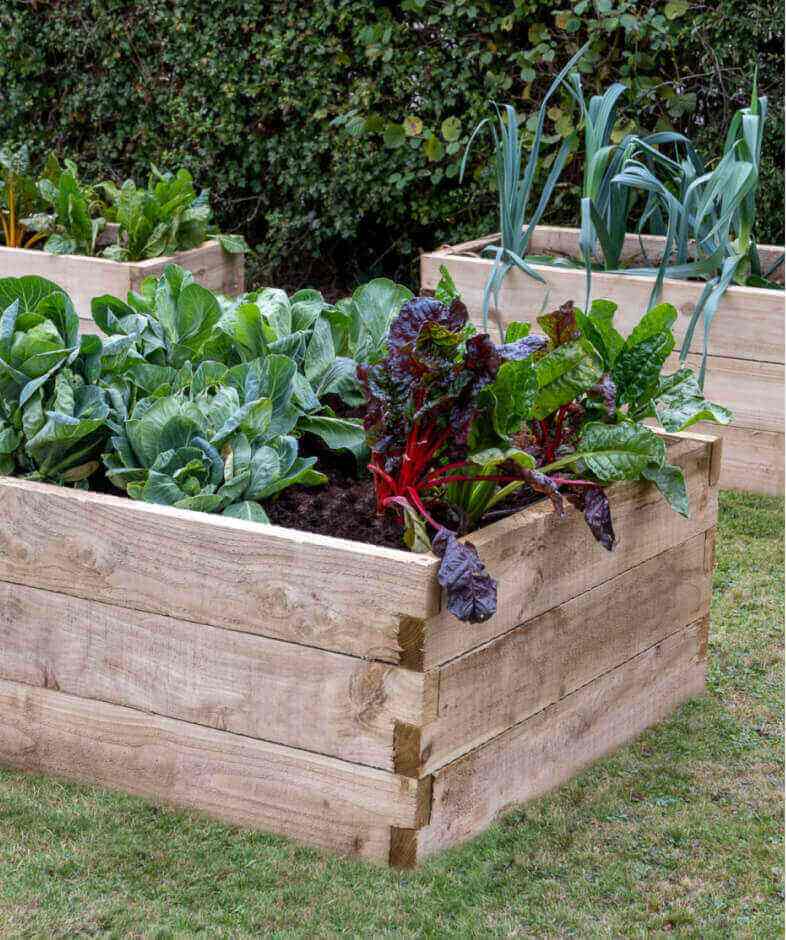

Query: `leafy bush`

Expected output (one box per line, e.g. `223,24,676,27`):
0,0,780,287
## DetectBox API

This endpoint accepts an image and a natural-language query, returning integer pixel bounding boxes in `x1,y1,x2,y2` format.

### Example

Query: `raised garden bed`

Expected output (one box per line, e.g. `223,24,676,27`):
0,431,719,866
421,226,784,496
0,239,244,332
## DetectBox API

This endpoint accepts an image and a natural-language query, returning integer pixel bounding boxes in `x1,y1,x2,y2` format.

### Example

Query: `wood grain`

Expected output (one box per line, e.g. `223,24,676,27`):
686,422,783,496
439,226,785,285
423,436,715,667
0,245,131,323
0,240,243,331
421,240,784,365
415,620,707,860
0,678,421,861
0,477,441,664
131,240,244,297
0,581,423,770
421,531,711,773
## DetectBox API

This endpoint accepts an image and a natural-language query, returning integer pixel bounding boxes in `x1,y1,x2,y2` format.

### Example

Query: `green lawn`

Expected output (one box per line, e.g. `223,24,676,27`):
0,492,783,939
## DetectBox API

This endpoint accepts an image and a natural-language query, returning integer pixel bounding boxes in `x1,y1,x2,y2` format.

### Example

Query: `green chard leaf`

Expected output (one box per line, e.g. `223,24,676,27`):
642,461,689,517
545,421,666,482
612,302,677,407
533,339,603,420
652,369,733,432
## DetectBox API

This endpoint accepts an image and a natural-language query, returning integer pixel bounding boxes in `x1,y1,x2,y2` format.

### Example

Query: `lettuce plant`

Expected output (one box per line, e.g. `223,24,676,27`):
0,275,108,483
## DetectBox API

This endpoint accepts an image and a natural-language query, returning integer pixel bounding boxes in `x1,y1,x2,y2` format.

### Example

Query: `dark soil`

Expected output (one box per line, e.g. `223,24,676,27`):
264,416,405,549
264,421,544,550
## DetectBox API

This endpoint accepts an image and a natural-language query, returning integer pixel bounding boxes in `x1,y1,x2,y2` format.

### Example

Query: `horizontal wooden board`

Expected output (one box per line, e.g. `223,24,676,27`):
443,226,785,285
421,531,712,773
0,240,243,328
671,353,784,434
0,678,422,861
416,620,707,860
0,581,423,771
421,247,784,365
689,422,784,496
0,477,441,665
131,240,244,297
423,435,715,668
0,244,131,321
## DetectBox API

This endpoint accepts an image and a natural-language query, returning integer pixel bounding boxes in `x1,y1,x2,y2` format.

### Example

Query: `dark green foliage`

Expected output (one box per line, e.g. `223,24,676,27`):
0,1,780,290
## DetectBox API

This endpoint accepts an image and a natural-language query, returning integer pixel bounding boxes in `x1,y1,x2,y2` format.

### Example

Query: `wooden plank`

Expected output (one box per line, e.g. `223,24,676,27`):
421,249,784,365
690,422,783,496
0,581,424,771
421,532,711,773
0,477,441,664
0,245,131,322
0,240,243,332
441,225,784,285
0,679,421,862
131,240,244,297
423,436,715,668
416,620,707,860
671,353,784,434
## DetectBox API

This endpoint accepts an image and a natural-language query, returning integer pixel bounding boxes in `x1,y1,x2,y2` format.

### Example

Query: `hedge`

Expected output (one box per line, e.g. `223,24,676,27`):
1,1,782,290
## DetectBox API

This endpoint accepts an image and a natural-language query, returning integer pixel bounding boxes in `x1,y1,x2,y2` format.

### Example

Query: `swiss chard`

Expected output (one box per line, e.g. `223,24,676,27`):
361,285,731,624
25,157,106,256
0,146,47,250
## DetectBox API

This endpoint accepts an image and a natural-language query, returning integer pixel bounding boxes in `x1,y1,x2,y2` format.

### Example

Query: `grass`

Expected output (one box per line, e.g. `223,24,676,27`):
0,491,782,939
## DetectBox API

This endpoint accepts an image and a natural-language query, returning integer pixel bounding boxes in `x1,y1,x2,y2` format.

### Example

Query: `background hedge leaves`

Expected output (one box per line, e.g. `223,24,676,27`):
0,0,782,290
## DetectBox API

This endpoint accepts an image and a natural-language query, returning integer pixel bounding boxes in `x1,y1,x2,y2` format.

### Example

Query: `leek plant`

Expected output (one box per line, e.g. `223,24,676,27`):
460,42,589,337
563,75,703,310
612,79,781,384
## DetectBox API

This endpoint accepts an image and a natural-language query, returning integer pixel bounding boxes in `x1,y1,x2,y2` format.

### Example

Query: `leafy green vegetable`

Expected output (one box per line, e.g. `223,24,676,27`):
104,363,326,515
0,145,48,249
26,157,106,256
460,43,590,335
0,276,109,483
100,166,248,262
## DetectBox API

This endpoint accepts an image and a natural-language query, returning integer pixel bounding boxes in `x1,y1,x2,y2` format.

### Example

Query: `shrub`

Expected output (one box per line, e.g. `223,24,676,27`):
0,1,781,289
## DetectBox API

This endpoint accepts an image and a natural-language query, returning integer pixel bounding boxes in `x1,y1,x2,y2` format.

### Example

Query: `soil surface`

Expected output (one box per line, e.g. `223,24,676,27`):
264,423,543,550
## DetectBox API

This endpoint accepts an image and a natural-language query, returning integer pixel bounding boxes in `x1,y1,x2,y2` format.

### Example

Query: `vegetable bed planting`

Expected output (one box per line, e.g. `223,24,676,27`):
0,430,718,865
422,229,784,497
421,56,783,496
0,151,246,323
0,253,730,863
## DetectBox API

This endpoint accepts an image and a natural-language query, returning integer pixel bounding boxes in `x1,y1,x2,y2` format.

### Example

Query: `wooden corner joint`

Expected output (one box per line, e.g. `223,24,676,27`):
389,776,433,868
393,721,422,778
708,436,723,488
703,528,717,576
696,616,711,661
397,617,426,672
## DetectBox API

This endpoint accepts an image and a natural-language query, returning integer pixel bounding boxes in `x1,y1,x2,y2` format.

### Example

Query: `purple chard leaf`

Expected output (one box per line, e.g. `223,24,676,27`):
432,527,498,623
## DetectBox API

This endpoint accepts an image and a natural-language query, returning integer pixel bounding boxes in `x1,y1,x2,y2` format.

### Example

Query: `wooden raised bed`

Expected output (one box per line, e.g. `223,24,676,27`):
0,432,719,865
0,239,244,332
421,226,784,497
